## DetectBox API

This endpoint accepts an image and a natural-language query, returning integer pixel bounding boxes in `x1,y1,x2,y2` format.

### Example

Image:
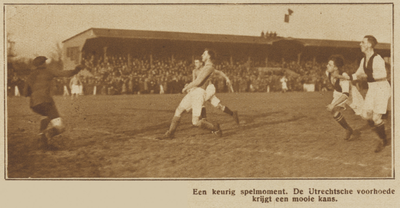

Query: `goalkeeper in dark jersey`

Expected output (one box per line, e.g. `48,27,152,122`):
23,56,85,149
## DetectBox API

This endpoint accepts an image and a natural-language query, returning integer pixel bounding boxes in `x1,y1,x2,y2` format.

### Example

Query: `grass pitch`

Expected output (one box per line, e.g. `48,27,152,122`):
6,92,392,178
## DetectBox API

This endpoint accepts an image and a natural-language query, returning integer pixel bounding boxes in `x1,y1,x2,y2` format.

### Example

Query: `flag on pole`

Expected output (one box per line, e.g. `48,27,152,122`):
284,9,293,23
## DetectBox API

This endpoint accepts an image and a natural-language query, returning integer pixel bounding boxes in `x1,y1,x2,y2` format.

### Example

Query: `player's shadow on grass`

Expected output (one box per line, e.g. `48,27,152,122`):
224,115,306,136
117,122,172,136
237,111,287,123
351,113,391,139
179,111,306,138
104,110,307,139
175,112,307,138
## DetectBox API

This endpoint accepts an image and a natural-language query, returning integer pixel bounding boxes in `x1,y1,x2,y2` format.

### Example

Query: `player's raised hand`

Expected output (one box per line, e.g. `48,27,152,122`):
226,80,234,92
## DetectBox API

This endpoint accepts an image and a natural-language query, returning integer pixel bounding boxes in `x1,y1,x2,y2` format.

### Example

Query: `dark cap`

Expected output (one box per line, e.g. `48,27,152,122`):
32,56,48,67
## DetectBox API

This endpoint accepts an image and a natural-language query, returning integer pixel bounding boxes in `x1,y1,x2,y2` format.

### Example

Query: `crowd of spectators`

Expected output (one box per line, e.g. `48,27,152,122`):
8,52,390,97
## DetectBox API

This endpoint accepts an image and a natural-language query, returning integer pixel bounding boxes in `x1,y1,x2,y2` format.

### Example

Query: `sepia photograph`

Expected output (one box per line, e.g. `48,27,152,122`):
2,1,398,207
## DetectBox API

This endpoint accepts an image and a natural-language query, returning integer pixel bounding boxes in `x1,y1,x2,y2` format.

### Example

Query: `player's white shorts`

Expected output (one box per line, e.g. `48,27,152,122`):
363,81,391,114
331,90,349,111
179,87,206,117
347,85,364,116
71,84,81,95
205,84,221,107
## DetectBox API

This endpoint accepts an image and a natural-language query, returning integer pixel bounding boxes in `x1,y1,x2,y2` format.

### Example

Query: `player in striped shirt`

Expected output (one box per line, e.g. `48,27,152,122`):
325,55,361,141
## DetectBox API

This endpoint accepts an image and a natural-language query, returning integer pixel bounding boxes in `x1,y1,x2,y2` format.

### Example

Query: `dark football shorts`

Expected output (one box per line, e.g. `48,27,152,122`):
31,102,60,119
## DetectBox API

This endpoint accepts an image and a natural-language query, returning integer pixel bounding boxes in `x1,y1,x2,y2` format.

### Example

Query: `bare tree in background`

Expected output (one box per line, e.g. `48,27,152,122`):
7,32,16,74
7,33,31,77
47,42,64,71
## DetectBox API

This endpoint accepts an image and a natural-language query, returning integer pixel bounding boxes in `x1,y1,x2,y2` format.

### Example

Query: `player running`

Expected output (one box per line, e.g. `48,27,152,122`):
23,56,85,149
325,55,361,141
192,57,239,124
351,35,391,152
332,36,391,152
156,49,222,140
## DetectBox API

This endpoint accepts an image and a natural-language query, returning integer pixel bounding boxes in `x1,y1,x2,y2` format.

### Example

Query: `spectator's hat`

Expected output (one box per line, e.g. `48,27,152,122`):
32,56,47,67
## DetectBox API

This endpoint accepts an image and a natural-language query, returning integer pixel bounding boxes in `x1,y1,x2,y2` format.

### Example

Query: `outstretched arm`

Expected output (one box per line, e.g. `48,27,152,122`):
351,59,367,81
214,69,234,92
214,70,230,83
330,71,351,80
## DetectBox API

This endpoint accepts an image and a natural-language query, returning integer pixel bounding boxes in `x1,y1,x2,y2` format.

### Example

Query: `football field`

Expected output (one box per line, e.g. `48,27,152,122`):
6,92,392,178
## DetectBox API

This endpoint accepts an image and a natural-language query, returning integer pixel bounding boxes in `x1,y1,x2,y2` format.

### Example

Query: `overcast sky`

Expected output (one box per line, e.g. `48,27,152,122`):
6,4,392,59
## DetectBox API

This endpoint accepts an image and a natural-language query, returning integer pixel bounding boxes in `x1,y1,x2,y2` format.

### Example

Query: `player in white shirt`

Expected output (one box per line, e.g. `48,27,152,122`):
349,35,391,152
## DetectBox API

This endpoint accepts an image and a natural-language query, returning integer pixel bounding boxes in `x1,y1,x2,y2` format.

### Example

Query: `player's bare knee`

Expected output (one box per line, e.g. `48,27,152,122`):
332,110,340,117
216,103,224,111
361,110,373,120
50,117,65,133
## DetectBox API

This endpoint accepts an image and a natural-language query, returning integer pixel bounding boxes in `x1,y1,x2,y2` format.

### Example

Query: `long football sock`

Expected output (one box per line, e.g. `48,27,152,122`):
223,106,234,116
375,122,387,145
200,107,207,119
367,120,375,127
334,112,352,131
39,118,51,133
167,116,181,136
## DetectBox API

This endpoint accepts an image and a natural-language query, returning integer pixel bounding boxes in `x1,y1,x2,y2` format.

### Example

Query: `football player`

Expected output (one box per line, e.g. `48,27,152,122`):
157,49,222,139
24,56,85,149
192,57,239,124
325,55,361,141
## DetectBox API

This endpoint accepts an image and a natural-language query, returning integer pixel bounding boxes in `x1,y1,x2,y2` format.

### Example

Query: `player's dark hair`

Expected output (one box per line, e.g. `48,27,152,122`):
328,55,345,73
364,35,378,48
205,48,217,61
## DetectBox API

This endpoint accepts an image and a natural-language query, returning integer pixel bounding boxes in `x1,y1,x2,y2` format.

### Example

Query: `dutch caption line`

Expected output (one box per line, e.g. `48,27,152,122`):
193,188,395,204
193,188,289,203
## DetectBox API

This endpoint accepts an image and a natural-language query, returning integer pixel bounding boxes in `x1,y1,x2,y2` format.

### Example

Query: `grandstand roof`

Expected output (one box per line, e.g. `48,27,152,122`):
63,28,390,50
291,38,390,50
63,28,278,45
